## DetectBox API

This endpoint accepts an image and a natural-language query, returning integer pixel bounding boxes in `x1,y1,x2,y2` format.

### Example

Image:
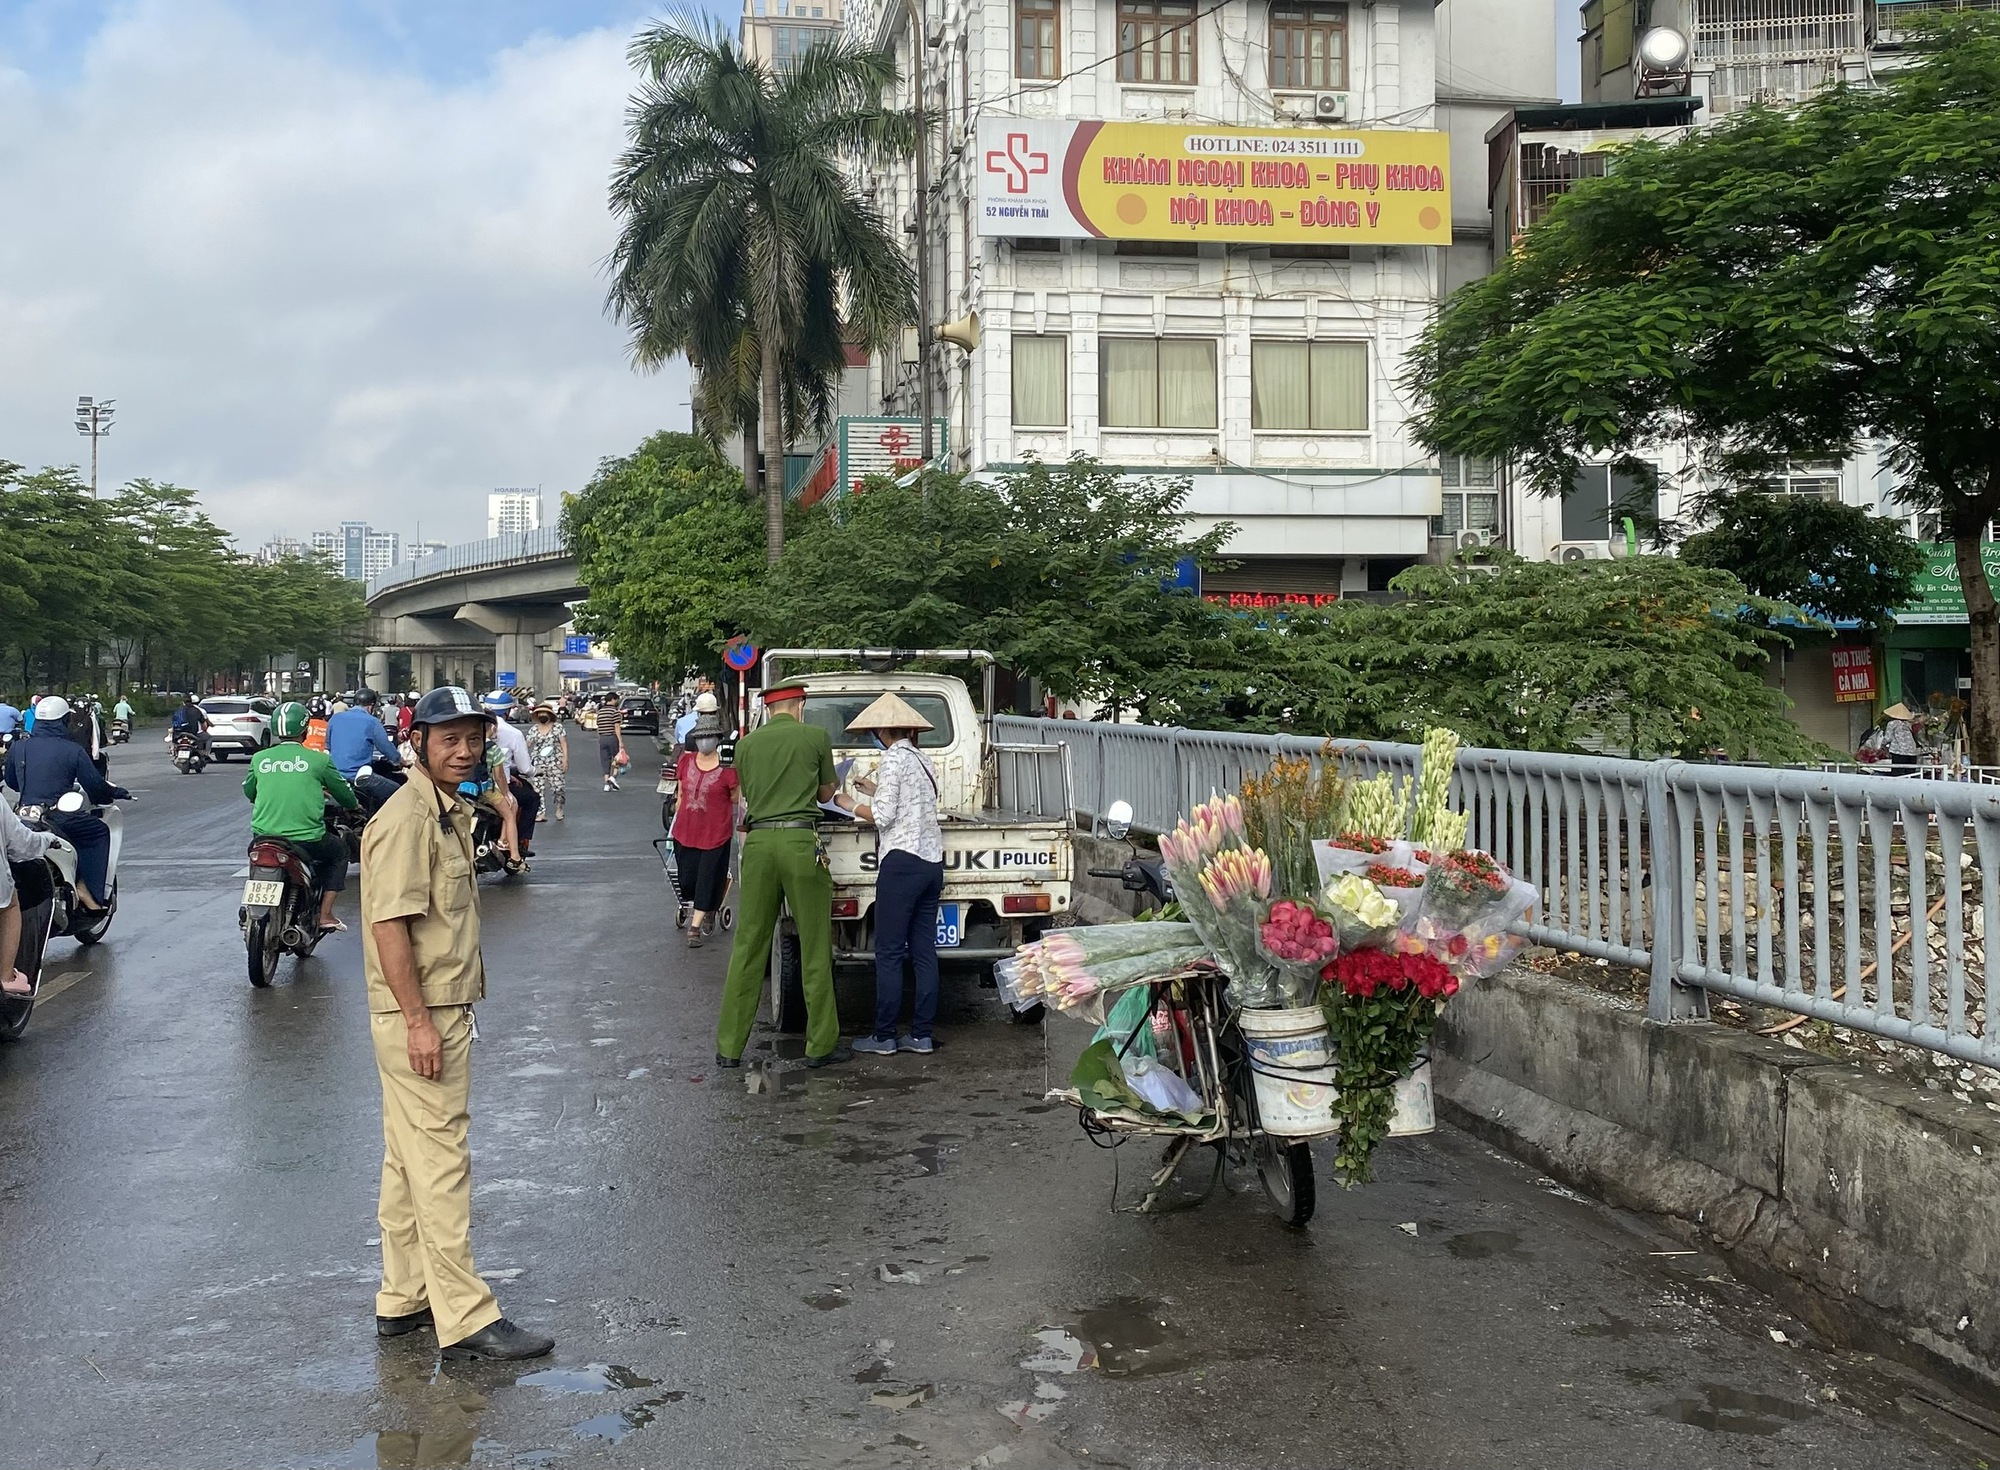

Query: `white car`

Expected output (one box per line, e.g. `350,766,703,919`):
198,697,276,760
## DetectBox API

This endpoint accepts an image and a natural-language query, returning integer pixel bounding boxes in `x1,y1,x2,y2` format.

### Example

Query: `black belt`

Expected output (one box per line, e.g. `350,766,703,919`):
748,819,818,831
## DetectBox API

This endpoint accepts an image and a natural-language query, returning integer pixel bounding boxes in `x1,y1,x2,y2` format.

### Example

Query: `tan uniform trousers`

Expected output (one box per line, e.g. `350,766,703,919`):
371,1004,500,1346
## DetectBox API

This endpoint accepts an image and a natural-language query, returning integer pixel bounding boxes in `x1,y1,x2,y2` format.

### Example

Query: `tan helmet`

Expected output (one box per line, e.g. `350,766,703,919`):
844,692,934,733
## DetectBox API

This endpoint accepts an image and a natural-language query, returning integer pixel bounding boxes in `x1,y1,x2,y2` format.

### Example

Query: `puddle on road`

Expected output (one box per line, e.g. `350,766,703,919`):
1446,1230,1522,1260
1020,1329,1095,1374
519,1363,657,1393
329,1430,483,1467
1076,1298,1193,1378
1657,1383,1816,1436
854,1358,893,1383
570,1393,683,1444
804,1291,850,1311
1575,1313,1635,1340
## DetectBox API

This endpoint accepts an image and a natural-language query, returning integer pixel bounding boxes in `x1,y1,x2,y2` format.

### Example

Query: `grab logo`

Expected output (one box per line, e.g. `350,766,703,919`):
260,756,310,774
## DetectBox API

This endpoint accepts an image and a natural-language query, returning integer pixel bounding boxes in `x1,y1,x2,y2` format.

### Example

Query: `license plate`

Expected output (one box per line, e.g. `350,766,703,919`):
243,880,285,907
935,903,962,949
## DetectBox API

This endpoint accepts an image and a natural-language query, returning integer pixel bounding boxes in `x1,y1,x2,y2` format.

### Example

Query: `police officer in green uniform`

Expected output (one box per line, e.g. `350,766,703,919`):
715,682,845,1068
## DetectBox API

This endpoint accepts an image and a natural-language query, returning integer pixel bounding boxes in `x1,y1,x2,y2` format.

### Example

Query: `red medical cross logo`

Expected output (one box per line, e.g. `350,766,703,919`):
983,131,1049,194
877,425,914,455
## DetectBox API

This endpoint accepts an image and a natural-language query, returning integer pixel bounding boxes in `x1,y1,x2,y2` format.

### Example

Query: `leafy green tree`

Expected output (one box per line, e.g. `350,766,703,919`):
562,432,764,683
1211,555,1822,761
1677,494,1924,630
607,21,917,561
753,459,1236,719
1411,13,2000,759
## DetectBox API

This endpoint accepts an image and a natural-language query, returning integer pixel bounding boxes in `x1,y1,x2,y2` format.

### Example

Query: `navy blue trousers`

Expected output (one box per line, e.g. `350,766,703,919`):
873,850,945,1041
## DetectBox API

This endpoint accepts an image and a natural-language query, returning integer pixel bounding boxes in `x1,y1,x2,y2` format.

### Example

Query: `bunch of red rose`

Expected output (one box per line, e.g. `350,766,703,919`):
1324,947,1459,1001
1333,832,1391,855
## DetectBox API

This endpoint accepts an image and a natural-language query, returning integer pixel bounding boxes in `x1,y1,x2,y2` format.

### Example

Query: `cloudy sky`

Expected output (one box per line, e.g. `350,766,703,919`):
0,0,1578,554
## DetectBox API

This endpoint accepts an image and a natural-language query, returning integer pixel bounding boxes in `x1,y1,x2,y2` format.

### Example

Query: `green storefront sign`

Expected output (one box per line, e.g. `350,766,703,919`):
1892,542,2000,626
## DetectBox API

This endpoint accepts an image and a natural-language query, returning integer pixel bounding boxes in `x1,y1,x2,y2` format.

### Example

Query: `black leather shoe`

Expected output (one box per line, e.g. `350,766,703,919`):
376,1306,434,1339
440,1318,555,1361
714,1052,741,1068
803,1045,852,1070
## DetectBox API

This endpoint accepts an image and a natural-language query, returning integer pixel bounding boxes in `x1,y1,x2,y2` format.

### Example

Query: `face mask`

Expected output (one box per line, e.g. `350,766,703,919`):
869,732,886,750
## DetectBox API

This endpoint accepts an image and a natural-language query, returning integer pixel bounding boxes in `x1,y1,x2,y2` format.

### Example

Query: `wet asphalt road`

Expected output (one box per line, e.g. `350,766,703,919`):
0,730,1993,1470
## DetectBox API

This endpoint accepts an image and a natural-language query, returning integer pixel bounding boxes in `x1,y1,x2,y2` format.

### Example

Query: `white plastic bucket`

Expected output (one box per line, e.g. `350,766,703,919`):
1239,1004,1337,1137
1388,1058,1435,1136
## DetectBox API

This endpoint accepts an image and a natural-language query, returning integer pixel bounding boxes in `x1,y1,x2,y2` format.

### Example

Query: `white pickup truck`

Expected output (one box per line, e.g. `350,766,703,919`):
754,649,1074,1033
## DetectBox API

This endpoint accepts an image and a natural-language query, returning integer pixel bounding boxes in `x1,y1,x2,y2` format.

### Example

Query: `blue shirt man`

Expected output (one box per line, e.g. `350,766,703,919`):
328,693,405,811
0,701,20,735
3,701,128,906
328,705,401,780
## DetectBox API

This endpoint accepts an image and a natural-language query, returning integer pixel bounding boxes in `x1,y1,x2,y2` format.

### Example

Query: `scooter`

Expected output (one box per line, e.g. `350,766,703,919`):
14,789,128,951
470,803,520,879
2,833,76,1041
108,717,131,745
239,813,341,988
171,731,207,774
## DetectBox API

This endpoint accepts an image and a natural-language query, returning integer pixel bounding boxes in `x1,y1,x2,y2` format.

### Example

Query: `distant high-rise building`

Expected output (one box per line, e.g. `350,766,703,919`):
408,540,449,564
255,535,310,564
311,521,401,580
740,0,842,70
487,489,543,538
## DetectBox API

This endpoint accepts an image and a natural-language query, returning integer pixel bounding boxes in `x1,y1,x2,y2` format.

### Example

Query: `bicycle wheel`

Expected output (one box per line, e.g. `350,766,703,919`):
1255,1135,1316,1227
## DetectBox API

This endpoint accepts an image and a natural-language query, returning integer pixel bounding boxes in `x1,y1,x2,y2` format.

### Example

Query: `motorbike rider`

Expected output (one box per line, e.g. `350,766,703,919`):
169,694,211,758
0,797,59,996
111,693,134,728
329,688,407,813
2,696,130,911
0,697,21,738
244,701,360,933
488,710,539,861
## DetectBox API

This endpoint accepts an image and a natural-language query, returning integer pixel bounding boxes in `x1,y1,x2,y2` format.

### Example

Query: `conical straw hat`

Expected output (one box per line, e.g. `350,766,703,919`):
845,691,934,733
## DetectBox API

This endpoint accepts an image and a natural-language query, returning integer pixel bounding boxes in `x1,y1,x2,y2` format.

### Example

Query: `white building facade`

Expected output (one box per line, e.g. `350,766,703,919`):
487,489,544,538
840,0,1554,600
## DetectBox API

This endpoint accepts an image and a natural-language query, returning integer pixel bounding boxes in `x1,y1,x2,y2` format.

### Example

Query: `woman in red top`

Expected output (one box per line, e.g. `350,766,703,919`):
671,716,741,946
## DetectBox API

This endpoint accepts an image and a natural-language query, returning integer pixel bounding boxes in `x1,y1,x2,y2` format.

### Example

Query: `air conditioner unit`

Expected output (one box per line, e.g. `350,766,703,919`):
1314,92,1348,121
1554,540,1609,563
1456,528,1495,550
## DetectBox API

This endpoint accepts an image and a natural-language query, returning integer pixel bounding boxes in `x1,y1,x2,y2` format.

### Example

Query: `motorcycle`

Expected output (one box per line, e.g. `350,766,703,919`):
171,730,207,774
240,820,339,988
2,832,76,1041
108,717,131,745
13,790,127,957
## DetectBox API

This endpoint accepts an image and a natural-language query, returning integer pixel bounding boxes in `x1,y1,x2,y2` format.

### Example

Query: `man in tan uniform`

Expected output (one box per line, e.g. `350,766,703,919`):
362,686,554,1361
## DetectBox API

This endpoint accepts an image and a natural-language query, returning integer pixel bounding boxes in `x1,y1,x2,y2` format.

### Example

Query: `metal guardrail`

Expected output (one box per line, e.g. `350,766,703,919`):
366,528,568,599
995,716,2000,1065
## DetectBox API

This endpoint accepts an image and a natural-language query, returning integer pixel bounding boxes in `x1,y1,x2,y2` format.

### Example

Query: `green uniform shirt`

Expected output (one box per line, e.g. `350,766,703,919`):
733,713,835,824
243,741,358,844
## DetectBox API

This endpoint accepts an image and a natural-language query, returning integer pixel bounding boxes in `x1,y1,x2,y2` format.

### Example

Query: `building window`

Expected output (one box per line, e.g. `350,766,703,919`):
770,25,827,69
1431,454,1501,538
1114,239,1198,256
1267,243,1350,260
1016,0,1060,79
1269,1,1347,91
1100,338,1217,428
1755,458,1842,499
1563,462,1657,542
1117,0,1197,85
1250,340,1368,432
1011,237,1062,252
1012,335,1068,426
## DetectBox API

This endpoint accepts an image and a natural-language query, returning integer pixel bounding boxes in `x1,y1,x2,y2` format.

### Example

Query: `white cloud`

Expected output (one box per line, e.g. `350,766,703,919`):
0,0,690,549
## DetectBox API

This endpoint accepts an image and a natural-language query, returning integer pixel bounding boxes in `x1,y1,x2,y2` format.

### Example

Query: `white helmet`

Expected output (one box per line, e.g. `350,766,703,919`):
34,695,70,722
694,692,720,713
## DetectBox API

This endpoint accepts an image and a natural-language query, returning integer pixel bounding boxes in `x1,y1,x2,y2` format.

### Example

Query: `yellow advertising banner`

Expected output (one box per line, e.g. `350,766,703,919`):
976,118,1452,246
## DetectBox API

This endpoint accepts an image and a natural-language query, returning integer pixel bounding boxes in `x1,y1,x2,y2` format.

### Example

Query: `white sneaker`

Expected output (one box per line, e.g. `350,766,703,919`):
606,775,621,791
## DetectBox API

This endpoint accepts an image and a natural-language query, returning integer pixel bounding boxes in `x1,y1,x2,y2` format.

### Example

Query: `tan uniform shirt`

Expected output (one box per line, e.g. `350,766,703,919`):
361,763,485,1013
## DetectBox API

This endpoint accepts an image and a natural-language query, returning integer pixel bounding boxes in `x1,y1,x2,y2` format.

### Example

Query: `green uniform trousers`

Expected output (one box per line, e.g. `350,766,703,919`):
717,828,840,1060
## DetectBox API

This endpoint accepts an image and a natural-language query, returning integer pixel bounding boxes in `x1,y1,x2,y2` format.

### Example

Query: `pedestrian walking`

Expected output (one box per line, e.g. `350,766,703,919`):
526,702,568,823
597,696,628,792
361,686,553,1362
830,694,945,1055
715,683,843,1068
1883,702,1922,775
671,711,740,947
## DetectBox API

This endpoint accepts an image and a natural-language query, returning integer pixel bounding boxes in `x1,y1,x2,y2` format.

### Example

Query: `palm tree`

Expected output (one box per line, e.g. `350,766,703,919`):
607,19,918,562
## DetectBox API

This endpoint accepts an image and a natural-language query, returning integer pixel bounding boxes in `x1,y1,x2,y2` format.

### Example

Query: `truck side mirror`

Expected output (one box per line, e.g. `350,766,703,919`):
1104,799,1133,842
